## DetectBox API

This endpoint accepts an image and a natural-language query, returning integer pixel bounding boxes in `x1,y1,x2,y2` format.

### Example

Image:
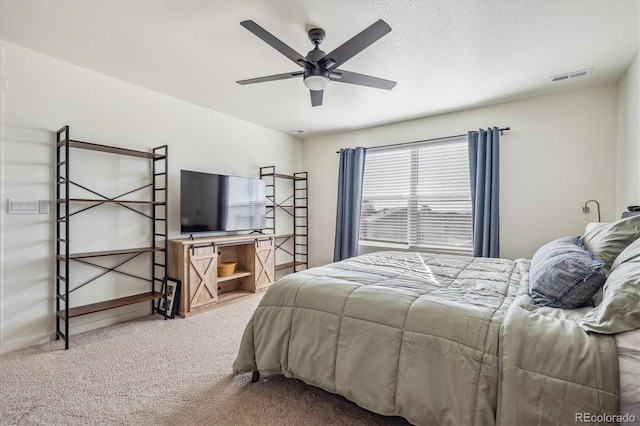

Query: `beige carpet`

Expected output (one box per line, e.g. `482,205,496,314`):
0,293,409,425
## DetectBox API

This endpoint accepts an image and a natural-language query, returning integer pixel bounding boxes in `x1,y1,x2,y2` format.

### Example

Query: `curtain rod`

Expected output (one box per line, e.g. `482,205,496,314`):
336,127,511,153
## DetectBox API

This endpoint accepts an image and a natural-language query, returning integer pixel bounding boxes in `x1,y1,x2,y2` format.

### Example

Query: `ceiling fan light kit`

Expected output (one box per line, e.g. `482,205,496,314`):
237,19,396,107
304,75,329,91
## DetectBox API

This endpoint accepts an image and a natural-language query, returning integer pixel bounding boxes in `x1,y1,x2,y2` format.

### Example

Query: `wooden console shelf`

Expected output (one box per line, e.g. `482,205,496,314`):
168,234,275,317
217,271,252,283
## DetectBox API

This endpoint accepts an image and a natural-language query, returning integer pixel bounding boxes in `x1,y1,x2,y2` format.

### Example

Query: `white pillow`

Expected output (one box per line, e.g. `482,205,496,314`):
585,222,609,233
579,237,640,334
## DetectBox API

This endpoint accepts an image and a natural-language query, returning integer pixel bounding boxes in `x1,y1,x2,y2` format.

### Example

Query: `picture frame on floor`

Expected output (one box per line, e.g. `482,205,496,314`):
157,279,180,319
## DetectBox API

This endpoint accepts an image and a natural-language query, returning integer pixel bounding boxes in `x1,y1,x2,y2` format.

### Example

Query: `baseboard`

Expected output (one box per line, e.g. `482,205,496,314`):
1,330,55,354
63,305,153,336
1,305,153,354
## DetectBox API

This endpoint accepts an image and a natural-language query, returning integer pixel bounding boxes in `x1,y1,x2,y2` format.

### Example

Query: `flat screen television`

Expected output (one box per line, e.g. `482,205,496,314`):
180,170,266,234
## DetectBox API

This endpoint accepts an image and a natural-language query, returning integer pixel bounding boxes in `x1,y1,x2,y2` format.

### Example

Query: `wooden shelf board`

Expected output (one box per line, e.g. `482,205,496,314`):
58,246,164,261
217,270,252,283
217,289,253,304
261,172,306,181
57,291,163,318
274,234,308,239
59,139,165,159
275,261,306,271
275,234,296,239
266,205,307,209
58,198,165,205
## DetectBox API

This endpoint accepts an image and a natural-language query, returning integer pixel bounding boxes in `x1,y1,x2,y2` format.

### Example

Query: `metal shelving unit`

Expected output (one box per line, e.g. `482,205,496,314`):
259,166,308,277
55,125,168,349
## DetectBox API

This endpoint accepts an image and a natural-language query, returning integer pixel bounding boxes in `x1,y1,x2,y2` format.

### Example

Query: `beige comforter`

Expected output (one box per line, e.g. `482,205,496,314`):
234,251,618,425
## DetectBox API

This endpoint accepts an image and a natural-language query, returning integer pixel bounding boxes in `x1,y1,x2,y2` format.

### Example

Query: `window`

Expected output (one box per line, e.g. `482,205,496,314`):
359,137,473,255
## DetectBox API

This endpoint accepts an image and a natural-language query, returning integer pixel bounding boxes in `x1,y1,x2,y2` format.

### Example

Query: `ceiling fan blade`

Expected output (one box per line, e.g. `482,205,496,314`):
318,19,391,70
236,71,303,85
330,70,396,90
240,20,311,68
310,90,323,107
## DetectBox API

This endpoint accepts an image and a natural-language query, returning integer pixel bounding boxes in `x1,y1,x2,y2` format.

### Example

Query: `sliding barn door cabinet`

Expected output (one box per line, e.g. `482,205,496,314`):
167,234,275,317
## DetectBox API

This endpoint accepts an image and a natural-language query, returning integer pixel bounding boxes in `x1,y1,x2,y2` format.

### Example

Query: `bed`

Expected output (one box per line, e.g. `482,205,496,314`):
234,216,640,425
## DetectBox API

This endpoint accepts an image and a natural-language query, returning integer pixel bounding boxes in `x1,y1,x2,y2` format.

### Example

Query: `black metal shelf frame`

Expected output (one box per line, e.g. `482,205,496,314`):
55,125,168,349
259,166,308,275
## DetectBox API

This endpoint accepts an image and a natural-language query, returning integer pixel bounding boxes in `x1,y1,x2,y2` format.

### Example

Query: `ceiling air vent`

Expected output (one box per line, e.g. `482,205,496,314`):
288,129,307,135
549,68,593,83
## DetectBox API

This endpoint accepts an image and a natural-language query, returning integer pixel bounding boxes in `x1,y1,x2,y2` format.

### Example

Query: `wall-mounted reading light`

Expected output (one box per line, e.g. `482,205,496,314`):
582,200,601,222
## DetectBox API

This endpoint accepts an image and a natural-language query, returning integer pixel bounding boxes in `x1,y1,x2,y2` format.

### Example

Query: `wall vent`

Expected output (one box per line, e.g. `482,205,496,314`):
549,68,593,83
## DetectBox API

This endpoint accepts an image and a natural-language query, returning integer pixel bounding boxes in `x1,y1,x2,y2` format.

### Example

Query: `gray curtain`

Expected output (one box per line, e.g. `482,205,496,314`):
468,127,500,258
333,147,366,262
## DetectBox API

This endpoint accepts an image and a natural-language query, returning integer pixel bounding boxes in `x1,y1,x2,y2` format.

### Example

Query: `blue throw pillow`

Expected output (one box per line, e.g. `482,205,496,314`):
529,236,606,308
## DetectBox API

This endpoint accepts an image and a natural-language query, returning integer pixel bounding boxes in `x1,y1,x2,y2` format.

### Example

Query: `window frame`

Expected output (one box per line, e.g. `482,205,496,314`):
358,137,473,256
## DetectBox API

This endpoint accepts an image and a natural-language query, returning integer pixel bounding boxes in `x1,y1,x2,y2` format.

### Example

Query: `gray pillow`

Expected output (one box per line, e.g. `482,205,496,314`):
579,237,640,334
580,214,640,268
529,236,606,308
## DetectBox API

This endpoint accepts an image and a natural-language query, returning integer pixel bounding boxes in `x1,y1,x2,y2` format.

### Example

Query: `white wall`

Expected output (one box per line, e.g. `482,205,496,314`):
617,54,640,213
302,84,620,267
0,41,302,353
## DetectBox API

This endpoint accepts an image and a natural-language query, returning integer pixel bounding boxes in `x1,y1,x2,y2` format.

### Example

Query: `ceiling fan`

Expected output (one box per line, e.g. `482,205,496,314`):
236,19,396,107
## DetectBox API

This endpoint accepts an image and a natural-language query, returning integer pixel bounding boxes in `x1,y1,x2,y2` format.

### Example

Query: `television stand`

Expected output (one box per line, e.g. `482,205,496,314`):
167,234,276,317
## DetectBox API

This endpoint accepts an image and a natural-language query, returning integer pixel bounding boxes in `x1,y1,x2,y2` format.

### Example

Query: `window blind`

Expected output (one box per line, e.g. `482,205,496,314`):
359,137,473,255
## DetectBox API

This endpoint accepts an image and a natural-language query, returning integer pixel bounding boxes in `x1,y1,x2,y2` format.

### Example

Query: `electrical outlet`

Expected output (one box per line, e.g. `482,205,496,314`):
38,200,51,214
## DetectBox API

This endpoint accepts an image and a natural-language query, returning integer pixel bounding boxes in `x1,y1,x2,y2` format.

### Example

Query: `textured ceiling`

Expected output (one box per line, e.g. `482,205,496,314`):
0,0,638,138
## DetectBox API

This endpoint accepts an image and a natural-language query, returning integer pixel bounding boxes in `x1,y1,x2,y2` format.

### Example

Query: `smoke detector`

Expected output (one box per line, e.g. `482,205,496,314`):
549,68,593,83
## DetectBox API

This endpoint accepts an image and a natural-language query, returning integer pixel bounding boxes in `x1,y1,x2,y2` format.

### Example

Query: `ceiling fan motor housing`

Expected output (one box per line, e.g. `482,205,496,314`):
304,41,331,90
306,47,326,63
